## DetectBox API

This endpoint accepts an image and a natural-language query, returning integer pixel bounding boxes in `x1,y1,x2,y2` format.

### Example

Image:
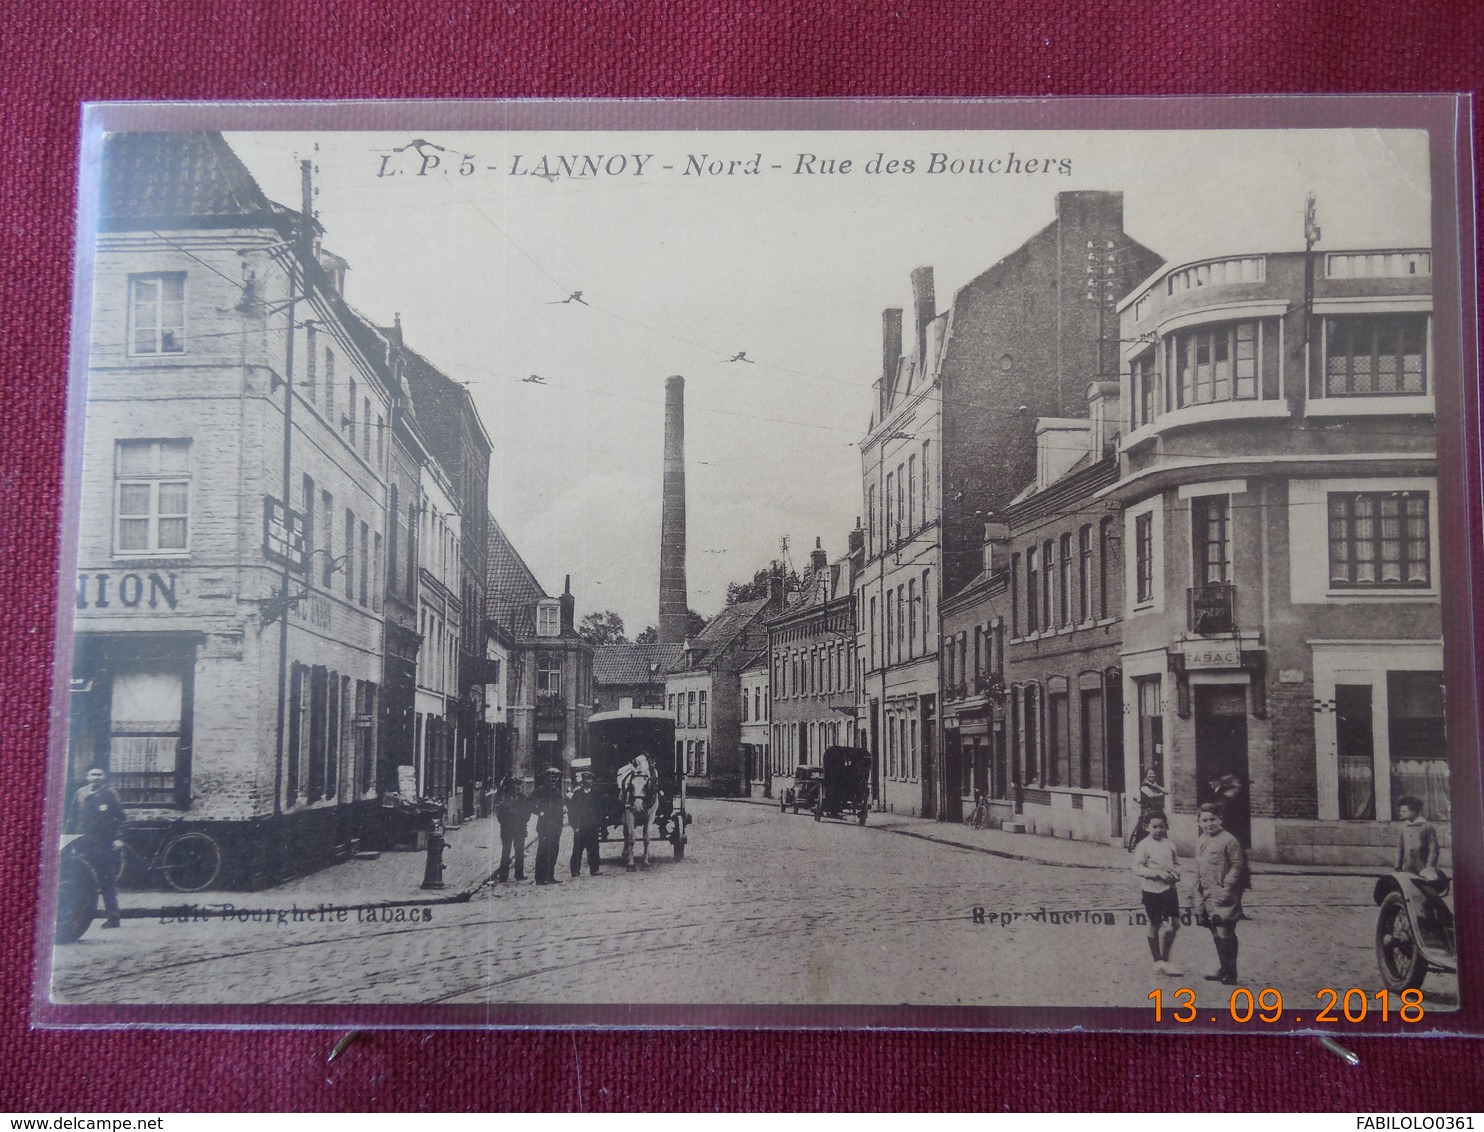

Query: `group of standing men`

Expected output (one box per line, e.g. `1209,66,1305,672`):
492,767,603,886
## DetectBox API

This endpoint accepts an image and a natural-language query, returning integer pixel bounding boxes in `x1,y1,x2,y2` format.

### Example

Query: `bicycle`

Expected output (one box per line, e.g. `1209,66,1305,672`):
116,823,224,892
968,791,992,831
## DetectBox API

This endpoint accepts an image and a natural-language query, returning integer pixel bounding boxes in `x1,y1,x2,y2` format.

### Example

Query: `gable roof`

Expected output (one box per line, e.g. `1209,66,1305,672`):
691,597,771,661
592,643,686,686
485,518,548,637
101,132,282,229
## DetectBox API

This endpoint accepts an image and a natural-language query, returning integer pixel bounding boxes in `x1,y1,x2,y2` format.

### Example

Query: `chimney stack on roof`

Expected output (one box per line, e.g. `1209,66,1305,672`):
910,266,936,376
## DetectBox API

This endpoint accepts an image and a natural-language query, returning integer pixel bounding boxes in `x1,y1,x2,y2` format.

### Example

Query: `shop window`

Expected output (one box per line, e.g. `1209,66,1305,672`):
1324,314,1427,396
108,668,186,805
1388,671,1448,820
115,440,190,555
129,273,185,355
1327,492,1430,588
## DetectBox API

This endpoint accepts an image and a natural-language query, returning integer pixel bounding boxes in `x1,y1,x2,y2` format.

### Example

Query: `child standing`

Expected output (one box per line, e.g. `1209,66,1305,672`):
1394,795,1441,877
1132,812,1183,977
1195,802,1249,985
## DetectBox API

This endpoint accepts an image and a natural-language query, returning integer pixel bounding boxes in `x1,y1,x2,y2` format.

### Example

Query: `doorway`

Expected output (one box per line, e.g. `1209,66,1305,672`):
1194,683,1251,847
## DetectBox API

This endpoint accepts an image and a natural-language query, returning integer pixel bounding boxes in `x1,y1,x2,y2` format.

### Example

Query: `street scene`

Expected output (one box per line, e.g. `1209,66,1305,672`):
43,111,1465,1021
50,797,1458,1014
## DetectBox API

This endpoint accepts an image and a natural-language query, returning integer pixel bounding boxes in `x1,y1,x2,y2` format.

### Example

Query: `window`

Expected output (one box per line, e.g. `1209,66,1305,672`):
672,693,681,723
1042,539,1054,629
1135,513,1154,604
102,666,187,805
129,273,185,354
1174,321,1258,406
1388,671,1448,820
324,350,336,419
885,473,894,548
1324,315,1427,396
896,465,905,545
696,739,708,776
1010,553,1021,636
867,485,876,556
869,596,877,669
1193,496,1231,584
1025,547,1039,632
1136,676,1163,782
699,690,708,727
1047,690,1068,787
907,578,918,655
348,378,358,439
685,739,695,775
1079,525,1093,622
1327,492,1430,587
344,510,356,600
536,656,562,697
362,396,372,457
1099,518,1113,617
687,690,696,726
536,601,559,636
907,456,917,533
305,324,318,404
896,586,905,658
922,440,931,517
1058,534,1072,627
359,521,370,606
921,568,931,653
114,440,190,554
1131,351,1157,428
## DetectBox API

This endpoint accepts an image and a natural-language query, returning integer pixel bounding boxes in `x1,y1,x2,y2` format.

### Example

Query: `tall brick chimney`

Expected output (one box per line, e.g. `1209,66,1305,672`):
658,375,688,645
910,266,935,375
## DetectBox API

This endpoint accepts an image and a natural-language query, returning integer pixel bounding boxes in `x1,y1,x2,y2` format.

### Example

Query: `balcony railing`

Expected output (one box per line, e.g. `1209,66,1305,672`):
1188,583,1236,635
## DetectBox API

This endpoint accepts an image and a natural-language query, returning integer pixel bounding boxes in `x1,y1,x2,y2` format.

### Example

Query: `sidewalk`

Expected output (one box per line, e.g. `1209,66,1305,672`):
111,814,505,919
723,795,1381,877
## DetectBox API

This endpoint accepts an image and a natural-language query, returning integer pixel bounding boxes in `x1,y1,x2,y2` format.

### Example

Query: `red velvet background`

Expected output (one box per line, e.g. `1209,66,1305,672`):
4,0,1484,1112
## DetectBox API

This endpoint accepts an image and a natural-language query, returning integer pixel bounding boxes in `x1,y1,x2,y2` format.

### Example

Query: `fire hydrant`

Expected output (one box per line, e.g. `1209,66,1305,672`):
421,819,447,890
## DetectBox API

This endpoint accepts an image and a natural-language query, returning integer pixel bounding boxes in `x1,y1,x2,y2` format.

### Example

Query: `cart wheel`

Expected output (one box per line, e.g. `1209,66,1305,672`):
55,852,99,943
160,832,223,893
672,825,686,861
1376,891,1429,992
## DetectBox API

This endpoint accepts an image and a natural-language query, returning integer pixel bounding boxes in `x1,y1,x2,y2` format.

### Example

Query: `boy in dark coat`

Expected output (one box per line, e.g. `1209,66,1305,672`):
493,774,530,882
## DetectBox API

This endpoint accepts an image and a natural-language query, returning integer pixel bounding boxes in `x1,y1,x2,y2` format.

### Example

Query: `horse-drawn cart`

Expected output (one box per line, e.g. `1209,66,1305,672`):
585,708,689,863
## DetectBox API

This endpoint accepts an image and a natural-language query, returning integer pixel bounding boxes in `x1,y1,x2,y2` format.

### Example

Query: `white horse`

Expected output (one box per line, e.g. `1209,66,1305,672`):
618,753,656,871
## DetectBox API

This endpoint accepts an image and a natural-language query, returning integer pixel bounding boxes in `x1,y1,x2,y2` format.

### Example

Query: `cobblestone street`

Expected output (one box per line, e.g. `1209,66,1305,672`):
49,799,1458,1020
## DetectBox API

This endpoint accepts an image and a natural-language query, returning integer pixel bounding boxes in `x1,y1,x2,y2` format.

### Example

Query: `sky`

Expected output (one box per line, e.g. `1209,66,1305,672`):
224,126,1432,634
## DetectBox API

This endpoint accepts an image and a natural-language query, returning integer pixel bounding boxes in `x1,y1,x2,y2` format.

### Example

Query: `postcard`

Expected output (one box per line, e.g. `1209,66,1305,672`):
36,98,1481,1032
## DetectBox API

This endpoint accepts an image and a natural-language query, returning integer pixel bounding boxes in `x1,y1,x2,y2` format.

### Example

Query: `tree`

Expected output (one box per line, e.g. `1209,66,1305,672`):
577,610,628,646
634,608,707,644
725,565,798,606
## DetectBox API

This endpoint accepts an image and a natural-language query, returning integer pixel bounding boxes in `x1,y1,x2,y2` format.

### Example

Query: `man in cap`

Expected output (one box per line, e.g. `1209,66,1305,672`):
70,766,125,928
567,770,602,878
531,766,567,885
492,773,531,882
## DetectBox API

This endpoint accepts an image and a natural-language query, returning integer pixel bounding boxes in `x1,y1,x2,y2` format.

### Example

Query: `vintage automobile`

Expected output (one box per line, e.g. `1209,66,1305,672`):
815,746,872,824
780,764,824,815
1375,868,1457,992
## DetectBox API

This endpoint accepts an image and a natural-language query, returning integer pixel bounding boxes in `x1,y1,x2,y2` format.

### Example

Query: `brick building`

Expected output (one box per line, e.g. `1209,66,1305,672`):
764,537,863,797
859,192,1160,818
69,132,396,885
1110,245,1444,864
485,522,593,781
665,590,780,795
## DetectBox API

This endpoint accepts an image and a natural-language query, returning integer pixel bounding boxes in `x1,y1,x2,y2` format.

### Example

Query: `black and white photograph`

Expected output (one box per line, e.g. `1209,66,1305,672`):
38,101,1478,1029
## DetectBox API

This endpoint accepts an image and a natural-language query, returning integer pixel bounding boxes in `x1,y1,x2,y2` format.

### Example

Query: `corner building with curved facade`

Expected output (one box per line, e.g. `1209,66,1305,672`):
1108,247,1446,865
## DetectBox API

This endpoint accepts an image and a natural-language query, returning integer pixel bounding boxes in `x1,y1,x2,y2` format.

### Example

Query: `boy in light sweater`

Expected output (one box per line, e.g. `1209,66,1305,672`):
1133,812,1183,977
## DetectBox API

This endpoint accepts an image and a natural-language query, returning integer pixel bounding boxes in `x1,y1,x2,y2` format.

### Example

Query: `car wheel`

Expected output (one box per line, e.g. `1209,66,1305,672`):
1376,891,1429,992
55,852,99,943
